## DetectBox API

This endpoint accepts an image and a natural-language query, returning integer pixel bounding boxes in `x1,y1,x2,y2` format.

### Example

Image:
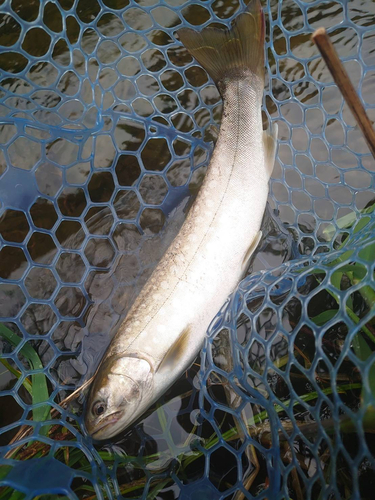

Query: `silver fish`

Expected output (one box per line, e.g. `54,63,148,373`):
85,0,277,440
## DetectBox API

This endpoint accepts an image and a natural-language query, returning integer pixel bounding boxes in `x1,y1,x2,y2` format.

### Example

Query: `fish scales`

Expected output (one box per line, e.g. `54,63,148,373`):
108,82,265,358
85,0,277,440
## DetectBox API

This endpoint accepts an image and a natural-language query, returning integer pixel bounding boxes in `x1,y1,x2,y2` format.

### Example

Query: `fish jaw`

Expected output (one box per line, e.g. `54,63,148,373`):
84,355,154,440
86,410,124,440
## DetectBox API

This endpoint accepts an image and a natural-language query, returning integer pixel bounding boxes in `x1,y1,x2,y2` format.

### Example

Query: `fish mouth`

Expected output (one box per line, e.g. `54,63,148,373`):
89,411,123,439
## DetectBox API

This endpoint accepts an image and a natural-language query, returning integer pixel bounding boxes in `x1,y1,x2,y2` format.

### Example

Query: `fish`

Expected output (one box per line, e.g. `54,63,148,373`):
84,0,277,440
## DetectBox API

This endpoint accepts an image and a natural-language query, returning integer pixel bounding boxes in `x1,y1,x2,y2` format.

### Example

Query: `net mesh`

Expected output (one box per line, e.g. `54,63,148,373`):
0,0,374,498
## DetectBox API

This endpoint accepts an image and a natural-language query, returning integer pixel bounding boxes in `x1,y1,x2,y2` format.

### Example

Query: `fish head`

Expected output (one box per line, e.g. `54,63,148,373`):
84,355,153,440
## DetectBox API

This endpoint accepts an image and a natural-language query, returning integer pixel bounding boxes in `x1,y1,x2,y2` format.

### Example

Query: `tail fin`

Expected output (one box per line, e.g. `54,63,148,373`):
177,0,265,89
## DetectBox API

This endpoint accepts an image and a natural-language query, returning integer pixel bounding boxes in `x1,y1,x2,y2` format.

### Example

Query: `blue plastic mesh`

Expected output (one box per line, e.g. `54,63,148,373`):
0,0,375,498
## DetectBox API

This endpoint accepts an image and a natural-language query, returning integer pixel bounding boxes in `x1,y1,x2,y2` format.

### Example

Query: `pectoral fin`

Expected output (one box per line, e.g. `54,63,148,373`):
157,325,192,373
263,122,278,178
242,231,262,274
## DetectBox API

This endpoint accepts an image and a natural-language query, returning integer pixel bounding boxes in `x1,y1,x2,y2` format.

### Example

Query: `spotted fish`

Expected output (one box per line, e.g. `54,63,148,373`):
85,0,277,440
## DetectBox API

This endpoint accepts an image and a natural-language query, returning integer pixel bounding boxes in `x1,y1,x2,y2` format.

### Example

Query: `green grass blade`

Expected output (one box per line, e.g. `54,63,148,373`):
0,358,32,395
310,309,338,326
352,332,375,402
147,478,172,500
0,323,50,433
206,383,363,449
156,403,176,455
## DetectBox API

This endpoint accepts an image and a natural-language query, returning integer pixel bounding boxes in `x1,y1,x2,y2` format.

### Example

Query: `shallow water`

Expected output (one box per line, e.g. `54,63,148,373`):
0,0,375,498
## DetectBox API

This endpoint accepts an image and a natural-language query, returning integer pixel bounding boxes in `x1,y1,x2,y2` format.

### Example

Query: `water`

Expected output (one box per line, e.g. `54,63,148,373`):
0,0,375,498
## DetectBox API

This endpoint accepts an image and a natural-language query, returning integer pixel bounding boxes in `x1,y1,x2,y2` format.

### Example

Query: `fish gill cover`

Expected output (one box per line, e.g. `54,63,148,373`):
0,0,374,499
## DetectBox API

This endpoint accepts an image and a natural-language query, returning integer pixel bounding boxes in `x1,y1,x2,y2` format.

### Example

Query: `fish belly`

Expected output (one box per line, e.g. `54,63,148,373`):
127,79,268,394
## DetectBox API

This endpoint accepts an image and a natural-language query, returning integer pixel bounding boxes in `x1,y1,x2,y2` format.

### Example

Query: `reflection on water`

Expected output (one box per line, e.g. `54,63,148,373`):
1,0,375,497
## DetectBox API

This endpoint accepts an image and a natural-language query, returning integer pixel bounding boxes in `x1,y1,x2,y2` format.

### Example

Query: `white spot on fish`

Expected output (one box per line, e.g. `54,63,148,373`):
161,280,168,290
172,298,181,308
206,198,214,208
144,315,152,323
152,336,158,343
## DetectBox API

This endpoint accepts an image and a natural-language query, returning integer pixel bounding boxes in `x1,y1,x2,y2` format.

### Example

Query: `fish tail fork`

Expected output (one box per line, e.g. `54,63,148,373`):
177,0,265,92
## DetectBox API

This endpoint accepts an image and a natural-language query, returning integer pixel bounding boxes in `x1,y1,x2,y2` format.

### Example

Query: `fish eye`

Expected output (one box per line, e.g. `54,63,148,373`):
92,401,106,416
